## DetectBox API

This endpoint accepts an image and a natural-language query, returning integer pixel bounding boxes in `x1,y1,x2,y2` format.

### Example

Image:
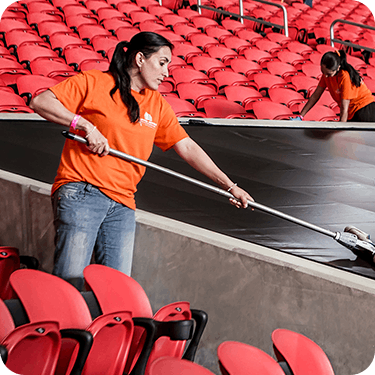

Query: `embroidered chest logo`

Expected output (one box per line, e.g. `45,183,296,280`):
140,112,157,129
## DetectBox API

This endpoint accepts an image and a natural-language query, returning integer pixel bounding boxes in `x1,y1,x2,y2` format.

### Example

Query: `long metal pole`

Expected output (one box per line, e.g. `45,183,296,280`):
62,131,337,239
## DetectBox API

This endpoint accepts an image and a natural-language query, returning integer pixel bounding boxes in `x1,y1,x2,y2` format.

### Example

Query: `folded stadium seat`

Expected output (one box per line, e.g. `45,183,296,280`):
17,45,65,70
0,90,33,113
254,39,284,56
276,50,307,69
346,55,368,71
0,19,32,43
205,26,233,43
168,55,188,72
172,42,206,63
158,82,174,95
301,62,322,80
64,47,108,71
314,89,337,108
4,29,50,54
189,34,219,52
65,14,98,33
308,51,323,65
265,61,300,80
83,264,208,375
96,7,131,23
224,85,263,106
138,21,169,32
49,33,91,57
150,357,215,375
243,48,277,67
285,40,314,57
91,35,119,58
222,36,251,55
0,247,20,300
102,18,133,33
148,4,174,18
116,2,143,16
296,103,339,121
190,16,219,32
0,298,61,375
62,3,98,18
0,59,31,86
177,82,218,109
190,55,226,78
230,59,262,78
17,75,59,104
10,269,135,375
0,47,18,61
202,98,255,119
251,72,296,94
268,87,307,111
84,0,112,14
36,21,75,43
252,101,293,120
29,59,76,81
290,75,319,98
51,0,80,10
80,60,110,72
115,26,141,42
163,96,207,117
272,328,335,375
221,19,247,35
155,30,185,43
27,13,61,30
217,341,287,375
206,45,239,65
235,29,263,45
214,70,256,92
172,24,202,40
77,24,112,44
363,77,375,95
265,32,292,46
130,12,161,27
27,2,65,21
160,14,189,29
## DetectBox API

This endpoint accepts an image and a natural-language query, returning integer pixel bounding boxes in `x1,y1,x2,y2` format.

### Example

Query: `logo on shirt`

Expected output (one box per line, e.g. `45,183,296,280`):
140,112,157,129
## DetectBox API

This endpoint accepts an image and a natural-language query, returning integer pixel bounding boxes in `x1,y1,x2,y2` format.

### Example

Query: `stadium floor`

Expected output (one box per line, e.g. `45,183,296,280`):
2,118,375,280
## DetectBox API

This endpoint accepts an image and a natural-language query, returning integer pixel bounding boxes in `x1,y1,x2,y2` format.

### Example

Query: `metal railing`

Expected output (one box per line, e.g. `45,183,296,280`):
330,19,375,53
196,0,289,37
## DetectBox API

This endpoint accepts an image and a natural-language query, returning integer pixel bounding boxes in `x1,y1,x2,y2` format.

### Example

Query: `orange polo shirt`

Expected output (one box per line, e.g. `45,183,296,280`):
319,70,374,120
50,70,188,210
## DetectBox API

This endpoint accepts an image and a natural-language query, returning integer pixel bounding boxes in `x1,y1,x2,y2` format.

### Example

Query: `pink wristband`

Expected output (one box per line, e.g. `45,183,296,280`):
70,114,81,129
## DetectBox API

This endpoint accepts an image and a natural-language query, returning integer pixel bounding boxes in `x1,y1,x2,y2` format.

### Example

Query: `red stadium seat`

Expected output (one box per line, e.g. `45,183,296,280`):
65,14,98,32
272,328,335,375
301,62,322,79
191,55,226,78
150,357,215,375
49,33,90,56
80,60,110,71
64,47,107,70
252,73,296,94
37,21,75,42
101,18,132,33
252,101,293,120
29,59,76,81
268,87,307,109
0,247,20,300
290,75,319,98
0,299,61,375
5,30,49,53
172,42,206,63
191,15,219,32
265,61,299,80
173,24,202,40
173,67,218,91
115,26,141,42
213,70,255,91
254,39,284,55
177,82,218,108
218,341,286,375
91,35,119,58
230,59,262,77
297,103,339,121
236,29,263,45
84,264,207,375
17,45,65,69
164,96,207,117
160,14,189,28
17,75,59,105
10,269,135,375
243,48,276,66
224,85,263,106
206,45,239,65
189,33,219,51
203,98,255,119
222,36,251,54
77,24,111,43
205,26,233,43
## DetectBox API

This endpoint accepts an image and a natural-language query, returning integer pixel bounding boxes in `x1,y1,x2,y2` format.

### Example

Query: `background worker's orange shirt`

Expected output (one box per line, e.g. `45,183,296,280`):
50,70,188,210
319,70,374,120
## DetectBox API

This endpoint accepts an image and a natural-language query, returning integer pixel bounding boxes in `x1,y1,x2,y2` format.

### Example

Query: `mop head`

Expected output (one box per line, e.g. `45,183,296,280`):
336,226,375,265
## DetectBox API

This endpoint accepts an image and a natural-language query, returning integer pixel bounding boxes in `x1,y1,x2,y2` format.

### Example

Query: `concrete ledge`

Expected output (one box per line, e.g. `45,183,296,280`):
1,169,375,374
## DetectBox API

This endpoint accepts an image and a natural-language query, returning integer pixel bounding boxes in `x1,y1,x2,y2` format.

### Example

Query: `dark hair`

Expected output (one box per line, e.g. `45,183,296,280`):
109,32,173,123
321,49,361,87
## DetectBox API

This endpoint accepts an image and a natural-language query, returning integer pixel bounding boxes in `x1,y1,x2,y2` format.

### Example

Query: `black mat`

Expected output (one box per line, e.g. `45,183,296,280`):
2,120,375,279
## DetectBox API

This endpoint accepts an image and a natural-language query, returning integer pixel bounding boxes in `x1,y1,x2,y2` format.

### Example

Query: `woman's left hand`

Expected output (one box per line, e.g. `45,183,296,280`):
228,185,254,209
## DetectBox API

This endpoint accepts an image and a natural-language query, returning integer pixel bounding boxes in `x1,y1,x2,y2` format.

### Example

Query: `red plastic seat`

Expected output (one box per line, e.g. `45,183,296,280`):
0,247,20,300
177,82,218,108
205,26,233,42
272,328,335,375
243,48,276,66
65,14,98,31
252,73,296,94
5,30,49,53
265,61,299,80
173,24,202,40
236,29,263,45
224,85,263,106
191,55,226,78
218,341,286,375
203,98,255,119
0,299,61,375
83,264,208,375
0,91,33,113
77,24,111,43
206,45,239,65
30,59,76,81
297,103,339,121
301,62,322,79
164,96,207,117
115,26,141,42
230,59,262,77
150,357,215,375
252,101,293,120
191,15,218,31
173,67,218,91
37,21,74,41
49,33,91,56
290,75,318,98
161,14,189,28
268,87,307,109
10,269,134,375
64,47,107,70
17,45,65,69
213,70,254,91
189,34,219,51
254,39,284,55
17,75,60,104
222,36,251,54
172,42,206,63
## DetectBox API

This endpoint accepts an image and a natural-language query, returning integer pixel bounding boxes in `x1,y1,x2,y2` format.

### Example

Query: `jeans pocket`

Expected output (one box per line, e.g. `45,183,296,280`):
58,182,87,202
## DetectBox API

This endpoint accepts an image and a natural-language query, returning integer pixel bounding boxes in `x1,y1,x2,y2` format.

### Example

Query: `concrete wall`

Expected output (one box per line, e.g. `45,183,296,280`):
1,169,375,375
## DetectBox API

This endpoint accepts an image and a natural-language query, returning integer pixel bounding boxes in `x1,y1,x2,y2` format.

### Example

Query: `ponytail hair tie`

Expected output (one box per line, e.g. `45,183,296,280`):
335,50,340,56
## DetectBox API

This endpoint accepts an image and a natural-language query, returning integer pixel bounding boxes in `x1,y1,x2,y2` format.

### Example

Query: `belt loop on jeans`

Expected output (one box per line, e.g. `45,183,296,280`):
84,182,93,192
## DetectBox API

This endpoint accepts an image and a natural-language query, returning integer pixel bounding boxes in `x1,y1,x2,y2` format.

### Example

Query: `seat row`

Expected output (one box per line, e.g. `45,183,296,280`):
0,263,208,375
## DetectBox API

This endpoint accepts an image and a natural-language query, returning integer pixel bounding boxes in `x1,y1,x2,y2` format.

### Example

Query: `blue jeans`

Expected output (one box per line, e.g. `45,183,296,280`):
52,182,135,290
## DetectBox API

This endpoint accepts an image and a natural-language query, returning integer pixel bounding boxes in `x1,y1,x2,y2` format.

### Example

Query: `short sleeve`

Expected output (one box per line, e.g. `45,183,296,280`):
154,97,189,151
339,72,355,100
49,72,88,114
318,75,327,88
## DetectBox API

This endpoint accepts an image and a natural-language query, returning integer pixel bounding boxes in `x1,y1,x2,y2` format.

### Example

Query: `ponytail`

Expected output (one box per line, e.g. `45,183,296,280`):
321,49,362,87
108,32,173,123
